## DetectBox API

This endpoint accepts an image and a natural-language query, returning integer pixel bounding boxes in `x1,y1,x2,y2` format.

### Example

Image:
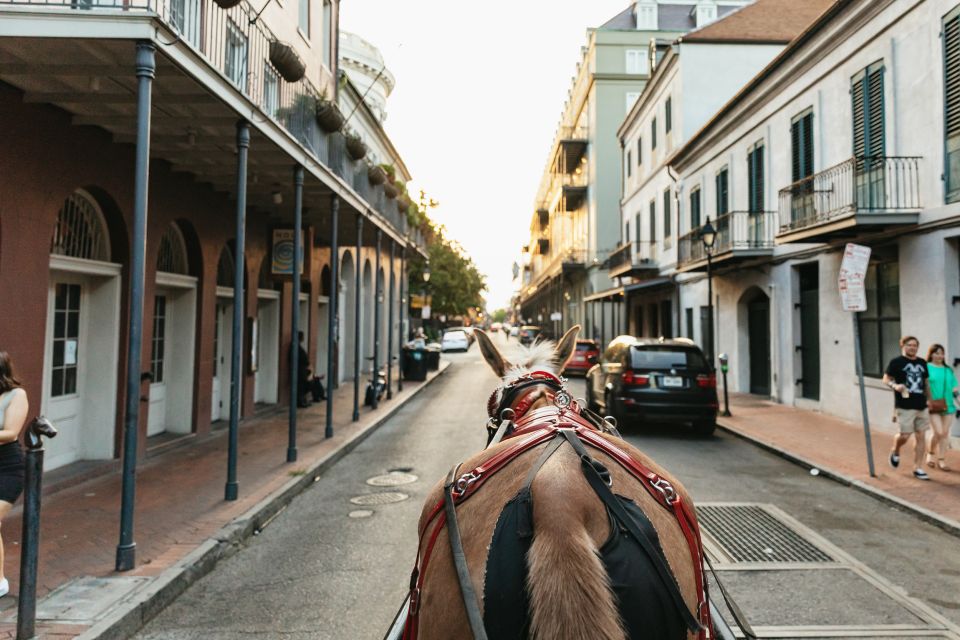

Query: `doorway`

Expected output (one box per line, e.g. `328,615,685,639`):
254,292,280,405
797,264,820,400
747,293,771,395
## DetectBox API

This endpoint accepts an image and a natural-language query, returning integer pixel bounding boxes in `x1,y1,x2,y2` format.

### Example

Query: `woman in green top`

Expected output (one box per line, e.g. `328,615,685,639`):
926,344,959,471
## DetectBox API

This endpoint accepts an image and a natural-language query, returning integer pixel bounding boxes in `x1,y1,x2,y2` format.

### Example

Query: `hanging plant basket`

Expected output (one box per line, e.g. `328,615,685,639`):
397,194,412,211
269,41,306,83
345,134,367,160
367,165,386,186
384,182,399,199
213,0,241,8
316,99,345,133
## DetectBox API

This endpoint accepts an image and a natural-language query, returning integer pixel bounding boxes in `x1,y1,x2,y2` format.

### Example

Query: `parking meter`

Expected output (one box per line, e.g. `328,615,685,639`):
719,353,729,374
718,353,731,417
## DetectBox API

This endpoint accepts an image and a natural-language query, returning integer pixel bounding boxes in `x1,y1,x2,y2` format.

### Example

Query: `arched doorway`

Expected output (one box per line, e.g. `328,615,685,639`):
339,251,356,383
316,265,331,379
212,245,241,421
148,221,198,437
43,189,123,470
740,287,771,396
254,259,280,405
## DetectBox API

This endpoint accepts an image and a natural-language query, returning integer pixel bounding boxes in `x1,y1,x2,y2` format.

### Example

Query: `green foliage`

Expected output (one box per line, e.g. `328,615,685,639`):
491,308,508,323
408,228,486,317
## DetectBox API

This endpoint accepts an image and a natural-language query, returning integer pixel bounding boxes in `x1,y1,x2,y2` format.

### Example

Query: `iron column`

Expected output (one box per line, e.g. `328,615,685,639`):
372,228,382,409
706,250,714,366
225,120,250,502
353,214,363,421
325,195,339,438
387,240,395,399
116,41,155,572
287,165,303,462
397,245,405,392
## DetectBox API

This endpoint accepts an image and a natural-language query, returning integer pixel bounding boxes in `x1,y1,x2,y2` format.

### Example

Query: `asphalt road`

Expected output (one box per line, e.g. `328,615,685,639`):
137,333,960,639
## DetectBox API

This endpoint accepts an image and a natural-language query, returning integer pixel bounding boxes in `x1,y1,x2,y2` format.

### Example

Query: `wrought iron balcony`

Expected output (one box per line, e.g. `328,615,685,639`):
777,156,921,244
677,211,776,272
561,249,589,273
607,242,659,279
556,126,588,174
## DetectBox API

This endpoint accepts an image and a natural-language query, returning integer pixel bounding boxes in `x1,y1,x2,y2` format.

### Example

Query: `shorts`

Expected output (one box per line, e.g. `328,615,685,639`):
896,408,930,434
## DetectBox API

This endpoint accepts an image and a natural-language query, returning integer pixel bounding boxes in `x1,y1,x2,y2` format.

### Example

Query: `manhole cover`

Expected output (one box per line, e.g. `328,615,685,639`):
349,510,374,518
350,492,409,506
367,472,418,487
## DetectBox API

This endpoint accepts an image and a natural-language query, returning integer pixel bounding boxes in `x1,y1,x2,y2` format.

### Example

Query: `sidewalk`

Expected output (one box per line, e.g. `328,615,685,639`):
0,363,449,639
718,393,960,534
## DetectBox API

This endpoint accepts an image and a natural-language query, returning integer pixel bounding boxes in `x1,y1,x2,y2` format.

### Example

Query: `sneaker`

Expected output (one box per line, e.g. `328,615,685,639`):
0,577,9,597
889,452,900,468
914,469,931,481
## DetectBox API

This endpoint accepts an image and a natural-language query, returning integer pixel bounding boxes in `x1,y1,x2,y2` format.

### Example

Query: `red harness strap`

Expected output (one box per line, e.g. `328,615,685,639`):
404,409,711,640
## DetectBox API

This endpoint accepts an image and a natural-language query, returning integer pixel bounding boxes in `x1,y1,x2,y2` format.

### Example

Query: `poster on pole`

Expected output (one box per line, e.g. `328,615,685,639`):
838,243,871,312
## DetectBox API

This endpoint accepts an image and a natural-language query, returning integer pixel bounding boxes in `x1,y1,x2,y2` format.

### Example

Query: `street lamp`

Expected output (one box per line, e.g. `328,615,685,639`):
700,217,717,368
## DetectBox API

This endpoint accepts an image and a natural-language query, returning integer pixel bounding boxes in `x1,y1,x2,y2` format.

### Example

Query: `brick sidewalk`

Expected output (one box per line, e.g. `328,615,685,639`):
718,393,960,529
0,367,445,638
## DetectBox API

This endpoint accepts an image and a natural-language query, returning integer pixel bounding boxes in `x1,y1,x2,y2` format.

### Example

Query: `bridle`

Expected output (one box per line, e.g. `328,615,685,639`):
485,371,576,445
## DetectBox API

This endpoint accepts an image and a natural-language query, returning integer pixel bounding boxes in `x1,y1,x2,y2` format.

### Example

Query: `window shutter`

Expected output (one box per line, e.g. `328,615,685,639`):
716,169,728,215
649,200,656,242
791,119,802,182
756,145,765,212
852,72,866,158
690,189,701,229
625,221,630,245
635,213,641,243
791,112,815,181
666,97,672,133
866,67,885,157
637,137,642,166
802,112,814,177
944,11,960,200
652,118,657,149
663,190,671,237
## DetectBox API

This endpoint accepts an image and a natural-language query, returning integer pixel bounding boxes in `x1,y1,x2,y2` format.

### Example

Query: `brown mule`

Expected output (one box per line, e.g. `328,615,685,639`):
400,326,708,640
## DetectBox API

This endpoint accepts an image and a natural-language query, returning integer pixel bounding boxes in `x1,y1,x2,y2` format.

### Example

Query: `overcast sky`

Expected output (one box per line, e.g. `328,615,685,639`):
340,0,632,311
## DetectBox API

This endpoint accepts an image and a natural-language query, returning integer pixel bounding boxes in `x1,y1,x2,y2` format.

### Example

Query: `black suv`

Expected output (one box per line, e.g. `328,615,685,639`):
585,337,718,435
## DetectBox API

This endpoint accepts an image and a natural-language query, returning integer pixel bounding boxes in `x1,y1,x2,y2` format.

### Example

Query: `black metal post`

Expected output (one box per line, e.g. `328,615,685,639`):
287,165,303,463
225,120,250,502
353,214,363,421
707,251,714,367
397,246,405,392
372,229,382,409
17,418,57,640
116,42,155,572
600,299,606,349
721,368,732,417
325,195,339,439
387,240,395,400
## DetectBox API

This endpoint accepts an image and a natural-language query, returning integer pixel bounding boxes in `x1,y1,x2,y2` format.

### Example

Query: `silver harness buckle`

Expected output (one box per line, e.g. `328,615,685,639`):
651,477,678,505
454,471,481,497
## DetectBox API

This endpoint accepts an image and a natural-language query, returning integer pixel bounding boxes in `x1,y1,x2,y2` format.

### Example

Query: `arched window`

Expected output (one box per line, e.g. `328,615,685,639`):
217,246,235,288
50,190,111,261
156,223,189,275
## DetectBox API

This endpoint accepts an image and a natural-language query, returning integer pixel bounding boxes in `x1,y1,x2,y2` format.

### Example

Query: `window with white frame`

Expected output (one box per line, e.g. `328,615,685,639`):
263,64,280,119
225,20,248,90
322,0,332,67
626,92,640,113
299,0,310,37
625,49,648,75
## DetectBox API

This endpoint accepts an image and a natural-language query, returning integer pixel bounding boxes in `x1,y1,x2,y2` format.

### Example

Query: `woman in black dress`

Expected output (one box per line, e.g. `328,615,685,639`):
0,352,27,598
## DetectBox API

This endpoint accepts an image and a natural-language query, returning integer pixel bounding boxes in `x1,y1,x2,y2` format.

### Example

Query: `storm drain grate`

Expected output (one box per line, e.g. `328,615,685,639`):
696,504,833,563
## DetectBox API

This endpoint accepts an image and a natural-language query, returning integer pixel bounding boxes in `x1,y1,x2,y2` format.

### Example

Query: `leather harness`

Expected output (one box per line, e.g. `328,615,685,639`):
400,373,751,640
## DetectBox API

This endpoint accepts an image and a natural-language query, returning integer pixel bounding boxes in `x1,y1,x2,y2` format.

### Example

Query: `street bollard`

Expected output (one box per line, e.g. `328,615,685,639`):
17,416,57,640
718,353,732,417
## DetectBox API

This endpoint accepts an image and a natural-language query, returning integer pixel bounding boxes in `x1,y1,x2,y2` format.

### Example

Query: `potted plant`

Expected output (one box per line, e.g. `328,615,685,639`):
367,164,386,186
345,132,367,160
213,0,241,8
316,96,345,133
384,181,399,199
397,194,412,211
268,41,306,82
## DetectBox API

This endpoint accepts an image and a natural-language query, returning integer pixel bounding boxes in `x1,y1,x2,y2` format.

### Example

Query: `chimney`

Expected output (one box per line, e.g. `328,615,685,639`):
695,0,719,28
635,0,658,30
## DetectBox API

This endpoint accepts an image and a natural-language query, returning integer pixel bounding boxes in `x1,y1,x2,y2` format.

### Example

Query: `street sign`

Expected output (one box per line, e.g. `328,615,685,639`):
838,243,871,312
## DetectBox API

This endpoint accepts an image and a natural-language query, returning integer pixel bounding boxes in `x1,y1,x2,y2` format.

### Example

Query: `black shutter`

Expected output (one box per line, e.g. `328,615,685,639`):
791,112,815,182
866,67,885,157
755,145,765,212
663,189,671,237
791,119,802,182
716,168,728,215
852,71,866,159
802,112,814,177
944,9,960,200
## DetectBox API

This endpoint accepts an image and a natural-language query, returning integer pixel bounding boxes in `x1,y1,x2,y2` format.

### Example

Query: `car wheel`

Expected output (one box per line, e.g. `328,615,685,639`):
693,420,716,437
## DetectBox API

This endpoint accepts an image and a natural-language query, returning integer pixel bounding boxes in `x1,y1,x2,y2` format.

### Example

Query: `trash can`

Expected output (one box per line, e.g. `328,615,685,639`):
402,347,428,381
425,345,441,371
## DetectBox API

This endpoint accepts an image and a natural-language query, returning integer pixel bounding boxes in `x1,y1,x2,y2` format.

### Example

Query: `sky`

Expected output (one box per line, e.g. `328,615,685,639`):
340,0,632,311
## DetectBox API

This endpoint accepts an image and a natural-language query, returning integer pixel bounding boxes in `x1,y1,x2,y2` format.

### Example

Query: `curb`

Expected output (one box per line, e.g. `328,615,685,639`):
77,362,452,640
716,420,960,539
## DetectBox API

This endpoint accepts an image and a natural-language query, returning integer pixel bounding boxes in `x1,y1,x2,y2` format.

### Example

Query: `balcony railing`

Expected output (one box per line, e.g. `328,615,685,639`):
607,241,658,276
0,0,423,249
678,211,776,269
778,156,922,234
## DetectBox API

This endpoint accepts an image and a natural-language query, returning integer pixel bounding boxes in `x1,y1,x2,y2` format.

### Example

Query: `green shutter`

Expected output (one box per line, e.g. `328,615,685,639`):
652,118,657,149
867,67,885,157
663,189,671,237
716,168,729,215
649,200,656,242
791,111,815,182
635,213,641,243
944,9,960,201
690,189,701,229
852,71,866,158
803,113,814,177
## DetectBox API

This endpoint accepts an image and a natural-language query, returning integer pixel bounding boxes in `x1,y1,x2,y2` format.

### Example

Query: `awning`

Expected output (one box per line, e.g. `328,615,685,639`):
623,277,674,294
584,287,624,303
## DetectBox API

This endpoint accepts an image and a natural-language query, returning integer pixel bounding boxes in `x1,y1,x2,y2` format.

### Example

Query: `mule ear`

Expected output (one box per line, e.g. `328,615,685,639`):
475,329,508,378
553,325,581,372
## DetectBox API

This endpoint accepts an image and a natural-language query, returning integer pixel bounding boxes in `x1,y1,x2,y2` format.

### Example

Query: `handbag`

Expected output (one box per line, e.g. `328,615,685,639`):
928,368,948,413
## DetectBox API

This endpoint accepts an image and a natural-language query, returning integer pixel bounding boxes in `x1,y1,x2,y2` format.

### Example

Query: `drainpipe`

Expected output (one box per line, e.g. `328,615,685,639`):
287,165,304,462
116,41,155,571
325,195,338,438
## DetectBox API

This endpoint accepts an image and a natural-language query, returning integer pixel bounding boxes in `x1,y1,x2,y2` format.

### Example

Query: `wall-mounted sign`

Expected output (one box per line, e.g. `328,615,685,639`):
271,228,303,276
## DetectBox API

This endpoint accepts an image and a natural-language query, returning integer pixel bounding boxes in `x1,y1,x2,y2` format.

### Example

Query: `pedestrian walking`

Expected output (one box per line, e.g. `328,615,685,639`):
925,343,958,471
884,336,932,480
0,352,27,597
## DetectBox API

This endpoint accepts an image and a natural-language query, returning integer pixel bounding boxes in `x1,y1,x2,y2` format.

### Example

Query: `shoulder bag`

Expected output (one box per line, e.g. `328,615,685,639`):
928,367,947,413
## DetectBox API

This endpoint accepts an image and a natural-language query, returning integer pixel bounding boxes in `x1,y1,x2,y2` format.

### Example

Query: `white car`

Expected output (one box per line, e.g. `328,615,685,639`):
441,330,470,352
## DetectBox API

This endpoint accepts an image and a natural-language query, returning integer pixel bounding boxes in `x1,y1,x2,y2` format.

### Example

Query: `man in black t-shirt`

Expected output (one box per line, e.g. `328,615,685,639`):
883,335,931,480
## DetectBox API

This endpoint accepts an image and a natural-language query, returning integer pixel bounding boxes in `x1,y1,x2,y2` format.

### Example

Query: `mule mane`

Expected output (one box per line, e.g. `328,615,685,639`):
502,340,558,386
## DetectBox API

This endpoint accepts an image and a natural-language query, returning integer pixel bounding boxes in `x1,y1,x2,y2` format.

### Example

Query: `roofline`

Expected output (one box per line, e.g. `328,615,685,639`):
669,0,853,168
679,37,794,45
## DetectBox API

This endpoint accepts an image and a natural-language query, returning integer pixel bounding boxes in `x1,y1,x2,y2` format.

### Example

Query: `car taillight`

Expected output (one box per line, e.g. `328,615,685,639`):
622,371,650,386
696,373,717,388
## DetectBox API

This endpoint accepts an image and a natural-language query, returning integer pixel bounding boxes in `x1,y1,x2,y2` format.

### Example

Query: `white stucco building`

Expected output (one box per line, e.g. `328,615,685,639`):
661,0,960,432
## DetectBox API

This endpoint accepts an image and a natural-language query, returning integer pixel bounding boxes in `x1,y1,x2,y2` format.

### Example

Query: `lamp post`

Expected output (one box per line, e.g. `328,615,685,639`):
700,217,717,368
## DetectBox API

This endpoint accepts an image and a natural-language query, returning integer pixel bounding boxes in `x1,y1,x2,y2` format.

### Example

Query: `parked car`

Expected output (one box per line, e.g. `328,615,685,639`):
518,325,541,346
441,330,470,352
585,337,718,435
490,322,502,333
563,339,600,376
445,326,476,344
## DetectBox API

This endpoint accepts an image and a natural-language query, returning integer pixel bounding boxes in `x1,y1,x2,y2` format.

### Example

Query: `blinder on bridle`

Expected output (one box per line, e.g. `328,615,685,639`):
485,371,571,445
